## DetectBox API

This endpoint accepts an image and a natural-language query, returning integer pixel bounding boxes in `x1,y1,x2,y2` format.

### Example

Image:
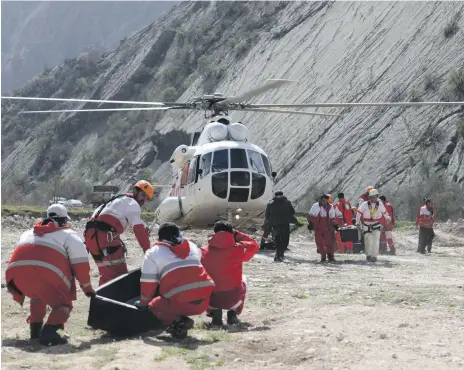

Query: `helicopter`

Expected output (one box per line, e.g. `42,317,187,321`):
2,79,464,231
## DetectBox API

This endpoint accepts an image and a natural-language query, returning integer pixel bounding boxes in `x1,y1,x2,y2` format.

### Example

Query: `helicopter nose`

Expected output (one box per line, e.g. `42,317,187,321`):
211,171,266,201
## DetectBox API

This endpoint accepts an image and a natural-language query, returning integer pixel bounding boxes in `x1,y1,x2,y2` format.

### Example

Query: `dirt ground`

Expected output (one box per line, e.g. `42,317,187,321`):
1,220,464,370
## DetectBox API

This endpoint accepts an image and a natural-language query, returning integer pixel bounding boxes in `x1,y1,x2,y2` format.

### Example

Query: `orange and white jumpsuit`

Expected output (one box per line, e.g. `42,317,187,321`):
5,220,94,329
84,194,151,285
308,202,343,259
356,201,390,258
139,238,215,326
380,200,396,253
335,199,354,253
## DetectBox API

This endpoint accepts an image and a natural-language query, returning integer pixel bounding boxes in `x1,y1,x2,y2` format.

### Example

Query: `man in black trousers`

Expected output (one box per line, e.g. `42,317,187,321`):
264,191,296,262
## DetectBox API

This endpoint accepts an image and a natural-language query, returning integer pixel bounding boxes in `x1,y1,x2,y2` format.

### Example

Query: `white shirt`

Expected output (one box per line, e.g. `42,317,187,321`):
308,202,342,218
92,195,145,230
356,200,390,224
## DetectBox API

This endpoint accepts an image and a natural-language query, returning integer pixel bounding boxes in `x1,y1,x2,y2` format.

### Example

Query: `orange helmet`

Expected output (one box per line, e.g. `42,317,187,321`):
134,180,154,200
328,194,333,204
366,186,374,193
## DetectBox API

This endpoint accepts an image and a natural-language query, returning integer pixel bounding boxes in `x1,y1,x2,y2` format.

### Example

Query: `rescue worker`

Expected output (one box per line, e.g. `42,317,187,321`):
134,222,215,339
334,193,354,253
416,198,435,254
356,189,391,262
264,190,296,262
84,180,154,285
201,221,259,326
357,186,375,208
379,195,396,255
5,204,95,346
308,194,342,262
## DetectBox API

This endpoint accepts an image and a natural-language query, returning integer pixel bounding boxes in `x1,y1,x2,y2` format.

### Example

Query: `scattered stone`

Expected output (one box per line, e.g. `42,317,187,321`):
392,354,398,359
321,325,326,329
398,323,409,328
379,333,387,339
233,358,242,363
337,334,344,342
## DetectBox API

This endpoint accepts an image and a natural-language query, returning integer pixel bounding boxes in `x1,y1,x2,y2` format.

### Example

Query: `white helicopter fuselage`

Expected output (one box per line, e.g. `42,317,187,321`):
153,118,276,228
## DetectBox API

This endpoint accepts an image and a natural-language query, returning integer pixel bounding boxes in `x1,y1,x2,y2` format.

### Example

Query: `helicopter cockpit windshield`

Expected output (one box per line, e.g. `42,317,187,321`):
202,148,271,202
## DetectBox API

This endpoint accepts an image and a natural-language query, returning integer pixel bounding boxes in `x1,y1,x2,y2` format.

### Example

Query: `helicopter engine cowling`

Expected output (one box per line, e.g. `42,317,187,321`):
170,145,195,169
156,196,183,222
206,122,228,142
228,122,248,142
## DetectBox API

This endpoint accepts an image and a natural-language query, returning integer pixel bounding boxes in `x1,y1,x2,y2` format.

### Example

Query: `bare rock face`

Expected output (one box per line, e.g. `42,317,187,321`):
1,1,463,218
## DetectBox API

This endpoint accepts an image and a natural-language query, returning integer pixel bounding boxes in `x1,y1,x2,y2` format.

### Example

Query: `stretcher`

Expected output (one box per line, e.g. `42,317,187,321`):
87,268,163,337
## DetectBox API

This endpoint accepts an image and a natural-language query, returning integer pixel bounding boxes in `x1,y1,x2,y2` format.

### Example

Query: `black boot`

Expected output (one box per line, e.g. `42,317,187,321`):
366,255,371,262
211,309,223,326
39,324,68,346
227,310,239,325
327,254,335,262
30,322,43,340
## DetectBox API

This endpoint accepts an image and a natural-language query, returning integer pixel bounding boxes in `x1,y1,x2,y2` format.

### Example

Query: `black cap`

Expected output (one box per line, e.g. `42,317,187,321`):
379,195,386,202
337,192,345,199
275,191,283,196
158,222,181,241
321,194,329,200
214,220,234,234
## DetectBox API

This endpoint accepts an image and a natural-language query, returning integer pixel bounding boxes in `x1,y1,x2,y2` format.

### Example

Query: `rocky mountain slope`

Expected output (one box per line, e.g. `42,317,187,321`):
2,1,464,218
1,1,177,93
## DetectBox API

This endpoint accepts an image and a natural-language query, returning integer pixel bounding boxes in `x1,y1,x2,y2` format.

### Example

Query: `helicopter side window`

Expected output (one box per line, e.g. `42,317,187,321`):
261,154,272,177
187,157,198,184
247,150,266,174
200,152,212,177
230,148,248,169
212,149,228,172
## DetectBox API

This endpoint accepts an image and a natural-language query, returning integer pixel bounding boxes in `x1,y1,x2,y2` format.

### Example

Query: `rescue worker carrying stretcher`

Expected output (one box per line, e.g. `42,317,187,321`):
356,189,391,262
334,193,354,253
134,222,215,339
5,204,95,346
201,221,259,326
84,180,154,285
379,195,396,255
308,194,343,262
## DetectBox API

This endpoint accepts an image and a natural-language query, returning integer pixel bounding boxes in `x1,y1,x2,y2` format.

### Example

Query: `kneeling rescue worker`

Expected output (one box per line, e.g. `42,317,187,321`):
201,221,259,326
134,222,215,339
356,189,391,262
5,204,95,346
85,180,154,285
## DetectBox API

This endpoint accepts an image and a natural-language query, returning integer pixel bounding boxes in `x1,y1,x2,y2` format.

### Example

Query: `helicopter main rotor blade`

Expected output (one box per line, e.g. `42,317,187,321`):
246,101,464,108
1,96,166,106
239,107,341,117
218,79,296,105
19,106,183,114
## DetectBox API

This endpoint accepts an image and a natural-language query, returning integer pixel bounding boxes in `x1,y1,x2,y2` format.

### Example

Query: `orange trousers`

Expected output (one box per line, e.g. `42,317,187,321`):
85,230,128,286
8,274,73,327
335,232,353,253
148,292,213,326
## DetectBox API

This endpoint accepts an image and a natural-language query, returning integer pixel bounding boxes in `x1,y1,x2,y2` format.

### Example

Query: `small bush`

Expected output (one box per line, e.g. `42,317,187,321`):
448,66,464,99
444,20,459,38
456,119,464,139
409,88,421,102
424,74,439,92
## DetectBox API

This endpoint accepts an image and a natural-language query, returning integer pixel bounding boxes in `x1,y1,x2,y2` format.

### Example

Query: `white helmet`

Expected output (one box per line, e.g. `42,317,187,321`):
369,189,379,196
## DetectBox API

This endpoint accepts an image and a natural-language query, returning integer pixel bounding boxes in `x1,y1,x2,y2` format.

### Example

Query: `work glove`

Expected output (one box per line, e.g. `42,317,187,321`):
85,291,96,298
134,300,148,311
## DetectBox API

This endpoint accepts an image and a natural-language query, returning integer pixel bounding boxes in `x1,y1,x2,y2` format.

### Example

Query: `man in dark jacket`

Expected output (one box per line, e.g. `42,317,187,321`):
264,191,296,262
